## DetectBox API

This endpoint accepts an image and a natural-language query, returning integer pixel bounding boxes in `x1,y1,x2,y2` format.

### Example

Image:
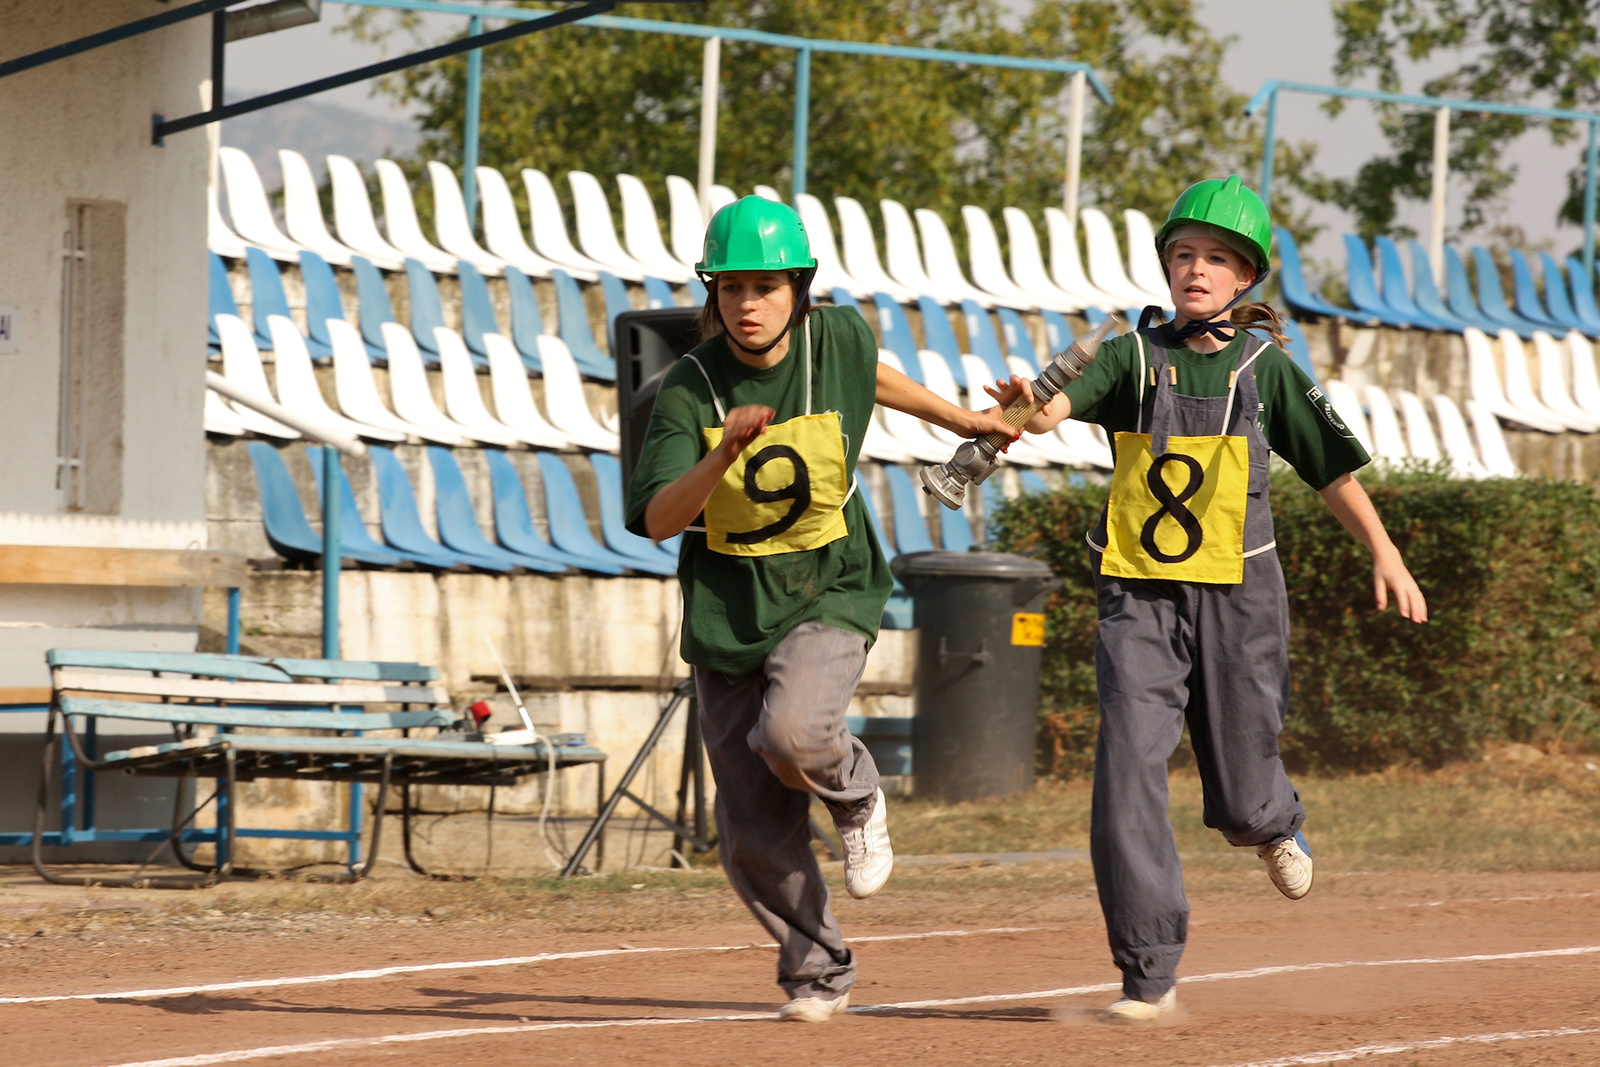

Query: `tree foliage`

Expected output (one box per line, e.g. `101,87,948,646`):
1328,0,1600,243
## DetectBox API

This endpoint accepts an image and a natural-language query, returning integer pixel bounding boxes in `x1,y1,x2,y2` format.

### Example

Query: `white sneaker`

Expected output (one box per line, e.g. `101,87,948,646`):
1258,831,1314,900
840,788,893,899
777,992,850,1022
1105,988,1178,1025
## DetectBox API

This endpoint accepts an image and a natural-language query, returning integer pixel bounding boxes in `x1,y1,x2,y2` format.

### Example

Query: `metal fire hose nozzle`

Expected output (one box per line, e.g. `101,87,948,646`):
919,314,1120,510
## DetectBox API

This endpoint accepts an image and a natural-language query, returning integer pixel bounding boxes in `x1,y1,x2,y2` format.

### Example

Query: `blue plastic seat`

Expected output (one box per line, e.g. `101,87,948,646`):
1275,226,1371,323
1341,234,1413,329
426,447,567,573
1566,256,1600,335
367,445,511,571
1373,237,1457,331
915,295,967,387
997,308,1042,374
642,276,676,309
208,252,240,351
352,255,398,362
685,277,707,305
299,250,357,360
883,465,936,555
1019,470,1050,494
248,442,402,567
457,260,503,362
1394,240,1470,333
960,300,1010,382
404,258,451,367
831,287,862,313
1510,250,1575,332
304,445,443,569
872,293,922,378
481,450,623,574
1440,246,1507,334
937,494,976,552
855,470,913,629
535,452,642,572
1040,309,1074,356
1280,318,1322,387
246,246,329,356
1542,253,1600,338
503,265,546,372
597,271,633,355
980,478,1006,544
1470,246,1544,339
550,269,617,382
587,453,679,575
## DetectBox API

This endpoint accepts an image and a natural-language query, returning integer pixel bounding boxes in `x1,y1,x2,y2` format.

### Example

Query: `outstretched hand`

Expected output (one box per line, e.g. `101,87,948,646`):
1374,550,1428,623
983,374,1034,408
718,404,774,458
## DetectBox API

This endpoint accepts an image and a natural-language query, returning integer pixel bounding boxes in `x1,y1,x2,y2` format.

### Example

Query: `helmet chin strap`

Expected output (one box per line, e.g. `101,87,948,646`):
703,267,818,357
1170,266,1272,342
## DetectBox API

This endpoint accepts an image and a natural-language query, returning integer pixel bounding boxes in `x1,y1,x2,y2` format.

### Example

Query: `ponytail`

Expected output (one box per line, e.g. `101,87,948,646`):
1229,302,1289,350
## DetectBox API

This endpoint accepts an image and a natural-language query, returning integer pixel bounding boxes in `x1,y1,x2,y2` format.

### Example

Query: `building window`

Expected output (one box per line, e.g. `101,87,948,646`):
58,200,126,514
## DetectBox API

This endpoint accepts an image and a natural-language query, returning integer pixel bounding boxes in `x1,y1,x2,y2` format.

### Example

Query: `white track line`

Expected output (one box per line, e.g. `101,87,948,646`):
1212,1027,1600,1067
96,944,1600,1067
0,927,1037,1006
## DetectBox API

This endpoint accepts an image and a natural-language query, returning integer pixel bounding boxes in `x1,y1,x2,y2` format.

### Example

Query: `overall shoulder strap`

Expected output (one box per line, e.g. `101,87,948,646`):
683,355,727,425
1219,336,1269,435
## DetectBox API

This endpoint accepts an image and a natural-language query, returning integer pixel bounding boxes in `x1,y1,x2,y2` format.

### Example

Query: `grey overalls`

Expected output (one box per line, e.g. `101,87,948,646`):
1086,331,1306,1003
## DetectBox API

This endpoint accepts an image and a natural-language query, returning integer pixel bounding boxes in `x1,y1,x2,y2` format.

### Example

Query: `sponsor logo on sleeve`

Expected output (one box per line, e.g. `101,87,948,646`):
1306,385,1355,439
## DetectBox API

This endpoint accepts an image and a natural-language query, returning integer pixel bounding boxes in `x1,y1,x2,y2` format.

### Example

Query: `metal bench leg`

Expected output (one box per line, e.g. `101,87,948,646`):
352,755,393,881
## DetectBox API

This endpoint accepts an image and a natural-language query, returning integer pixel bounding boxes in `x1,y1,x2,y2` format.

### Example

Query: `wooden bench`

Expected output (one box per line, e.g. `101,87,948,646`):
34,649,606,887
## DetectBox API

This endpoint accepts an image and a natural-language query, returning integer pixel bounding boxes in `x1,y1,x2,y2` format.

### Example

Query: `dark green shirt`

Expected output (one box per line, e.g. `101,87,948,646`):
625,306,894,676
1063,323,1371,490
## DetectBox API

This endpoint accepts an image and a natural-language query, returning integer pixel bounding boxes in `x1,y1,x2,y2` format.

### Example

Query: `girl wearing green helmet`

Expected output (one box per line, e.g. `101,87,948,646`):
625,196,1016,1022
990,176,1427,1023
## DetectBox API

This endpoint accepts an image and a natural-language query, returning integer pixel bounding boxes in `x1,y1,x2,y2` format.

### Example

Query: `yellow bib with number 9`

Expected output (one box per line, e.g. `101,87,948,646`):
702,411,850,556
1101,431,1250,584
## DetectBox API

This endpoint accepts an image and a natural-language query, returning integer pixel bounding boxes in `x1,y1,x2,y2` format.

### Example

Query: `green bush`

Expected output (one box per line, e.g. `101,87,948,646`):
993,467,1600,775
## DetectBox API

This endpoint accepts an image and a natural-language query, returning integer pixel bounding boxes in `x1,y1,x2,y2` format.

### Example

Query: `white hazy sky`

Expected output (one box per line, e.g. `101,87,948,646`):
221,2,1588,262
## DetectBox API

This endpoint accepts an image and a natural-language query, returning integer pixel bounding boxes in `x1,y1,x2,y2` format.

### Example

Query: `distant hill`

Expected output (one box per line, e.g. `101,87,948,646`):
220,91,422,190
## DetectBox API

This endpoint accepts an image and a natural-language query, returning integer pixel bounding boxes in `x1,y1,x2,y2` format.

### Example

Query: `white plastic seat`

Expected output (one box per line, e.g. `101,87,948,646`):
374,159,456,273
568,170,653,282
959,355,1049,467
534,334,621,452
1124,209,1176,309
1005,356,1083,465
379,321,485,444
1322,379,1374,455
860,418,917,463
962,206,1047,311
794,194,866,299
208,180,248,259
328,319,460,445
915,348,969,447
476,166,562,278
1463,327,1564,432
213,314,301,438
431,328,520,446
753,184,782,202
1568,331,1600,421
1495,329,1573,431
916,208,995,309
708,185,737,213
428,161,506,276
1464,397,1519,477
1081,207,1163,309
1360,385,1407,462
217,147,301,262
1044,207,1122,311
279,149,354,267
517,169,603,281
482,332,571,449
880,199,947,302
1001,208,1084,313
267,315,405,443
875,349,958,461
327,155,406,270
666,175,707,272
1395,390,1442,462
203,389,245,436
1531,330,1600,431
1060,418,1114,469
1431,393,1491,479
834,196,918,303
617,174,695,281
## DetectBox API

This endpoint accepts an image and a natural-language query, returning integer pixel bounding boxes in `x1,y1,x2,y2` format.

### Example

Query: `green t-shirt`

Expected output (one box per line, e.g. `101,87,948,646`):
625,306,894,677
1062,323,1371,490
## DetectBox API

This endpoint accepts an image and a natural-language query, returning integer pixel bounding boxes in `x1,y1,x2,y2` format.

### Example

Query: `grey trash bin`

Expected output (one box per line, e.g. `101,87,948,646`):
890,551,1060,803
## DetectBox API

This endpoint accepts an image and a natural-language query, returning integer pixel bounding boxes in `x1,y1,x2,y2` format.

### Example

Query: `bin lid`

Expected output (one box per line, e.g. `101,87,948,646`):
890,550,1054,580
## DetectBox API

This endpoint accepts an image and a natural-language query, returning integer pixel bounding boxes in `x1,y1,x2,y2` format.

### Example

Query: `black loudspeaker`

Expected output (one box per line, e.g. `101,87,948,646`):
615,306,703,491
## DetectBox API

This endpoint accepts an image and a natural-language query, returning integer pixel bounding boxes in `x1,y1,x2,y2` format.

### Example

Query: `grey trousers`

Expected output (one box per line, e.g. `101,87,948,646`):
1090,551,1306,1002
695,621,880,1000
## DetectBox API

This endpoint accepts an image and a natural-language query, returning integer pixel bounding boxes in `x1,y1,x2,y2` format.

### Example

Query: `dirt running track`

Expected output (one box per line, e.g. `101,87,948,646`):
2,870,1598,1067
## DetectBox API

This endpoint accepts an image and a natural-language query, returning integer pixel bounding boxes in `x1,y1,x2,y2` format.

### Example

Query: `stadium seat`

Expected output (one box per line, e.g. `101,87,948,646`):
366,445,512,571
1082,207,1164,309
278,149,355,268
997,308,1042,374
1124,209,1174,309
481,449,623,573
208,179,248,260
327,155,407,270
403,258,452,367
958,354,1050,467
874,350,954,461
708,184,737,213
880,198,948,304
960,300,1011,382
299,250,352,361
1462,327,1564,432
208,251,240,351
302,444,427,568
482,332,571,449
1060,418,1114,469
249,441,399,566
425,447,567,573
1002,207,1086,313
1471,247,1545,339
642,276,677,309
938,493,977,552
597,271,635,353
379,322,486,444
1361,385,1408,462
883,464,937,555
214,314,300,439
586,453,679,575
962,205,1045,311
456,260,501,362
1321,379,1374,454
534,452,643,573
831,287,862,313
327,319,457,444
1044,207,1121,311
1404,240,1476,332
1002,356,1083,466
550,268,617,381
913,295,967,387
520,168,605,280
427,161,507,277
217,146,301,262
431,328,522,446
796,193,866,299
855,472,914,629
1274,226,1371,323
915,208,996,309
1530,331,1600,431
1508,250,1570,333
1464,398,1520,477
860,415,917,463
267,316,404,443
617,173,695,282
533,334,621,452
1431,394,1491,479
1019,470,1051,494
351,254,399,362
1280,318,1322,387
1395,391,1442,463
375,159,455,274
1374,236,1457,331
1040,309,1074,355
1341,234,1414,329
243,246,299,352
835,197,918,303
504,265,548,371
1442,246,1511,334
666,174,708,271
568,170,653,282
204,386,246,436
1540,252,1599,338
870,293,924,381
1497,329,1585,431
1568,331,1600,421
913,347,970,447
1564,257,1600,335
475,166,561,278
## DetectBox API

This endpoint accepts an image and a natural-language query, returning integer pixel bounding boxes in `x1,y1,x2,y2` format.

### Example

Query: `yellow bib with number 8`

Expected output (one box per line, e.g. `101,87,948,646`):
1101,431,1249,584
702,411,850,557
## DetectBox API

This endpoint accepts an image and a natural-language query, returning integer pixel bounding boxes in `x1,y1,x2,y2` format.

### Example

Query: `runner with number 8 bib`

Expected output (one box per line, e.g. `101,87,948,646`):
985,176,1429,1024
626,197,1017,1023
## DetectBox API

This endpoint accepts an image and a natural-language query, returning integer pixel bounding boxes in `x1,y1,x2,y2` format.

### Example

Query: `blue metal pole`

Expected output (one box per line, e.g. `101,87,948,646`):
793,46,811,202
321,446,342,662
1260,87,1279,208
226,586,241,655
1585,120,1598,276
463,13,483,230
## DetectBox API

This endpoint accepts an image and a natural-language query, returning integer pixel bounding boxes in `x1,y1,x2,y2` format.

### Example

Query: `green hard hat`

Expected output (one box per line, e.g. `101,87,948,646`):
1155,175,1273,271
696,195,817,274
